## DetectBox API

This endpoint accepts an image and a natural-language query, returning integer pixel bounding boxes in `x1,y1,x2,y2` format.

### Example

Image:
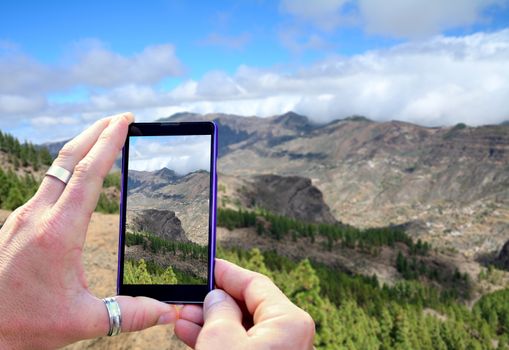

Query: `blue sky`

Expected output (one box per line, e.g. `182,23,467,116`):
1,0,509,143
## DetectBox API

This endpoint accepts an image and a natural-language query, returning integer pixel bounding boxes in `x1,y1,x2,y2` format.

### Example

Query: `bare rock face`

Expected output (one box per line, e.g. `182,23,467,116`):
130,209,189,242
496,240,509,270
243,174,338,224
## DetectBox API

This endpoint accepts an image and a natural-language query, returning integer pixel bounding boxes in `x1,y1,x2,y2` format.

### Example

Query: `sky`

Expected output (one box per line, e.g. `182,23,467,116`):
1,0,509,143
129,135,211,174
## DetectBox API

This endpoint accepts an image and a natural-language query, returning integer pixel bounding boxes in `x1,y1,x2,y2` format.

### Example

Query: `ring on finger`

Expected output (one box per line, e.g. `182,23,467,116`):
102,297,122,336
45,164,73,185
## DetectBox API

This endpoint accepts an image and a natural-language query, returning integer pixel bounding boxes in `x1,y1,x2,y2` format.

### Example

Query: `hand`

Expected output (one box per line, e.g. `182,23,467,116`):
0,113,178,349
175,259,315,350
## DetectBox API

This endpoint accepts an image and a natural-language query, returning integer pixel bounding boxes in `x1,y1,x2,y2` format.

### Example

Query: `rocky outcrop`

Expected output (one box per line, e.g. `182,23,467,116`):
496,240,509,270
242,174,337,224
130,209,188,242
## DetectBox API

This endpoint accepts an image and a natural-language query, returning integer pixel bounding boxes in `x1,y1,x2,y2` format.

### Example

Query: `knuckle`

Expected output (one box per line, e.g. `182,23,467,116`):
34,212,65,249
297,310,316,337
57,141,77,162
73,158,93,179
8,204,32,230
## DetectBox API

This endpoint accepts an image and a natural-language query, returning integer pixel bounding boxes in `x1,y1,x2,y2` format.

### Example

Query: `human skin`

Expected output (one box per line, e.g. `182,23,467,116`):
0,113,178,349
175,259,316,350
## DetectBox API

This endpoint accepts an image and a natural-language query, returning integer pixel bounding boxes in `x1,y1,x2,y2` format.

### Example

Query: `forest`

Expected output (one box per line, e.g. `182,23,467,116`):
124,231,207,285
217,245,509,350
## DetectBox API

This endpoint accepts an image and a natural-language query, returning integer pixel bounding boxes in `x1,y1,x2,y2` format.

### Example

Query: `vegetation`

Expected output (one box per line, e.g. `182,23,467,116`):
218,207,430,254
103,172,121,190
0,168,39,210
95,193,119,213
0,130,52,170
218,245,509,350
125,231,208,284
126,231,208,261
124,258,178,284
124,258,207,285
0,129,120,213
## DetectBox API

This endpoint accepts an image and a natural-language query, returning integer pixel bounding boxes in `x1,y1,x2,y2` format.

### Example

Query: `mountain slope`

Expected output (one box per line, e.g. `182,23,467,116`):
163,112,509,257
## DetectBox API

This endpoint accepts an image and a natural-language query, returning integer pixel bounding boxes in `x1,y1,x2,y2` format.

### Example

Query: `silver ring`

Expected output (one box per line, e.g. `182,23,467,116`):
45,164,72,185
102,297,122,336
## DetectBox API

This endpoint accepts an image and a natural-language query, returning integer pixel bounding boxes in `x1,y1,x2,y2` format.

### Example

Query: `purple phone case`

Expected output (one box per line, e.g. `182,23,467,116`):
116,121,218,303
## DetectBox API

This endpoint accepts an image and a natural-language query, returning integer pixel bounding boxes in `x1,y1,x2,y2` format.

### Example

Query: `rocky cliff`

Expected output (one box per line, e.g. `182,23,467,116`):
129,209,188,242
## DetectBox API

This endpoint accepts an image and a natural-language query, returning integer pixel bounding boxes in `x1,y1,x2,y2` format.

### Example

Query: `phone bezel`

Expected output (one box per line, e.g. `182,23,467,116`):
117,121,217,304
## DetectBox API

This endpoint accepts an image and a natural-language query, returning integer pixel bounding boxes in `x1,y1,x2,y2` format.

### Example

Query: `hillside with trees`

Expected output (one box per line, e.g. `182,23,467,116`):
0,128,120,213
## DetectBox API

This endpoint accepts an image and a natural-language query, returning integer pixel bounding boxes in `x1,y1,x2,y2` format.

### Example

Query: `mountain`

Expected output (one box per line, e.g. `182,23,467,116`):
127,167,179,193
36,111,509,257
163,111,509,259
127,168,210,245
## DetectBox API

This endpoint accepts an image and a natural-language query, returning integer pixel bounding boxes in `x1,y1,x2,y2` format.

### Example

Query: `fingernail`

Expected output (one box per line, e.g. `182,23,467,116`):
157,310,178,325
204,289,227,311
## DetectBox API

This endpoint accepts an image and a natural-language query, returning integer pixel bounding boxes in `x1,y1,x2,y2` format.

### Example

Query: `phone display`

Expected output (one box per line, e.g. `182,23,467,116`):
117,122,217,303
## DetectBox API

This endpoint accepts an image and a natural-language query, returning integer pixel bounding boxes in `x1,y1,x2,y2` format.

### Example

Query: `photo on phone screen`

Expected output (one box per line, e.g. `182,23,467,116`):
118,122,217,303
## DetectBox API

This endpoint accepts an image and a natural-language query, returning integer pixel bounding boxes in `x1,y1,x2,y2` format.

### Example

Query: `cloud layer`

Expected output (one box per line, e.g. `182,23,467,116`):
280,0,507,38
129,135,211,175
1,29,508,142
77,30,509,127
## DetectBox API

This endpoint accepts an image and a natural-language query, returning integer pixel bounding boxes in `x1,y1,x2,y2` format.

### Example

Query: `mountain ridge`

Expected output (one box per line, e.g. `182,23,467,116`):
159,111,509,258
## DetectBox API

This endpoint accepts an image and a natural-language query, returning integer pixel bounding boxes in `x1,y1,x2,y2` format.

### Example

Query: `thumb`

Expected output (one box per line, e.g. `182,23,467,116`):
82,295,179,338
198,289,247,348
115,296,179,332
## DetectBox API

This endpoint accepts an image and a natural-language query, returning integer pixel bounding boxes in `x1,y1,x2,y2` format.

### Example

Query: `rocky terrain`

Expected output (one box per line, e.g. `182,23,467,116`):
162,112,509,259
127,168,210,245
129,208,188,242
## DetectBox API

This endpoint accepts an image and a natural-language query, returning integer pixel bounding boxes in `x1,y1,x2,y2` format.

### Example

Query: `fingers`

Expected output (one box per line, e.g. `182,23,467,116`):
82,295,178,339
179,304,204,325
174,319,202,349
203,289,243,325
214,259,292,322
195,289,247,349
51,113,133,242
34,117,113,205
115,296,178,332
174,304,204,348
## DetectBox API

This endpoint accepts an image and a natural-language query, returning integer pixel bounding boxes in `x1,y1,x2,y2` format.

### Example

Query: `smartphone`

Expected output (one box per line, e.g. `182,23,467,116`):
117,121,217,303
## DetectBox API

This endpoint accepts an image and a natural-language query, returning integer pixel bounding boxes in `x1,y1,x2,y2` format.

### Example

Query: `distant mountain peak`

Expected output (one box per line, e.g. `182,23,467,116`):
272,111,314,132
154,167,177,178
343,115,373,123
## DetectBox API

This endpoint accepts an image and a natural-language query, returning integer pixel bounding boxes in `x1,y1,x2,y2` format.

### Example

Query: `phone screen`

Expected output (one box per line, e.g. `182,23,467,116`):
118,122,217,303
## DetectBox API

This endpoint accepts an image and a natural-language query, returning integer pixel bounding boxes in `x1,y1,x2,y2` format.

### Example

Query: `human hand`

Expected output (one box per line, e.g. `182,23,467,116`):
0,113,178,349
175,259,315,350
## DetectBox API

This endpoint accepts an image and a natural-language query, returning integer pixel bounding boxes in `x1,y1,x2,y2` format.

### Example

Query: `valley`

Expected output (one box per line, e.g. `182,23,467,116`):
1,111,508,349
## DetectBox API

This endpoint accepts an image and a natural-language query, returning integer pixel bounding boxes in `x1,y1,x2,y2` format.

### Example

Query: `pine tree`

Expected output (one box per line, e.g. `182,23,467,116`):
4,185,25,210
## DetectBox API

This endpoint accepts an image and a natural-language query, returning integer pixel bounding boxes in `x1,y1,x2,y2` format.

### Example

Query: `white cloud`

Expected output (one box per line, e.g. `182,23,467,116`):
69,42,183,87
163,29,509,126
129,135,211,175
30,116,79,127
279,0,508,39
0,94,46,114
358,0,505,38
0,40,183,102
